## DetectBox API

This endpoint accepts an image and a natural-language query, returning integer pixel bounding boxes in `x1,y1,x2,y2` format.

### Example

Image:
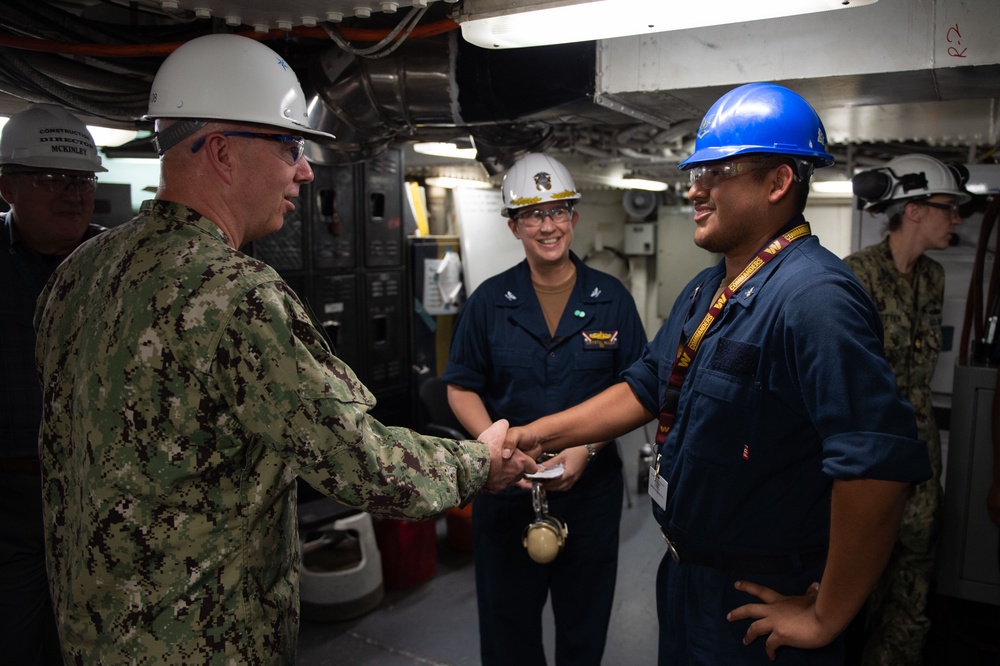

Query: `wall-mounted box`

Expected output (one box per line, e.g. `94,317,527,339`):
624,222,656,256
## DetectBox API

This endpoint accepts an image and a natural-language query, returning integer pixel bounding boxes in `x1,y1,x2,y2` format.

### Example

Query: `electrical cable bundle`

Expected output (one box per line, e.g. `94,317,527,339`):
0,0,457,125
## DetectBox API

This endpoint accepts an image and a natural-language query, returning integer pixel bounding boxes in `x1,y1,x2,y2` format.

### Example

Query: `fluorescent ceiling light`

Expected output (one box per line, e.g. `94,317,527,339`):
88,126,138,148
424,176,495,190
413,142,478,160
618,178,668,192
811,180,855,194
460,0,878,49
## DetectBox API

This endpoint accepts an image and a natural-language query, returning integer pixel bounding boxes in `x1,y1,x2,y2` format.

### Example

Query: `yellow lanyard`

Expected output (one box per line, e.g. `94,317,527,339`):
653,223,811,454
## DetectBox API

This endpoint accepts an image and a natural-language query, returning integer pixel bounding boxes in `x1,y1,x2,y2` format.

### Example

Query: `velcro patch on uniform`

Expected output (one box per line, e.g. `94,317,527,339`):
582,330,619,350
709,337,759,376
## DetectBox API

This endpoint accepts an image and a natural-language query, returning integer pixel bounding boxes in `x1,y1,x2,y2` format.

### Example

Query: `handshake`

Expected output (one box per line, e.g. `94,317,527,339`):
477,420,542,493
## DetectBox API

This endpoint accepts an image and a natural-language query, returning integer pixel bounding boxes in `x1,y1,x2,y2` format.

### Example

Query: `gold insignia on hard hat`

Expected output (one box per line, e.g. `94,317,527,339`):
533,171,553,191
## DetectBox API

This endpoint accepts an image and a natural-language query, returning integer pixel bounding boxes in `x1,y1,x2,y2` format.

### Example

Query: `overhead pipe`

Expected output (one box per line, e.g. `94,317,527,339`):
305,32,597,170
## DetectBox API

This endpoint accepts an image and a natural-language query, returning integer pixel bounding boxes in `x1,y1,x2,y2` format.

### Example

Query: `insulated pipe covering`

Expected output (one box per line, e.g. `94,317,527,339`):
305,34,596,168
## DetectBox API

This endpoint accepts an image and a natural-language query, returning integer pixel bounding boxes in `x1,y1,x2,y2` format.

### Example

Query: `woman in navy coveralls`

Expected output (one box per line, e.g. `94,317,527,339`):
442,153,647,666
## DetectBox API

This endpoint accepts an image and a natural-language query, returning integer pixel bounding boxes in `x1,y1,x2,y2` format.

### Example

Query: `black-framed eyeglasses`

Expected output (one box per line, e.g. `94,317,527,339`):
11,172,98,194
190,131,306,165
687,161,770,189
514,205,574,227
913,200,961,217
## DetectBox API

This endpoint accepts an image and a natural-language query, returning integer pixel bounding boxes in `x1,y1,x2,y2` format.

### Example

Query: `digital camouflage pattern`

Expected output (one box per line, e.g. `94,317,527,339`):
34,200,490,665
844,238,944,666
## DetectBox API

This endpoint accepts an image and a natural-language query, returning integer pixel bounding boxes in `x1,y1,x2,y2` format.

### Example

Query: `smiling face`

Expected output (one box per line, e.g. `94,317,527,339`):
685,157,778,261
0,167,97,255
507,200,579,270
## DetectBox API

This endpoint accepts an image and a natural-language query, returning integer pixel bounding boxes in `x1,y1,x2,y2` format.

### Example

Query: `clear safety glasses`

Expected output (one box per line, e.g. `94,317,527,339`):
687,161,770,190
514,205,574,228
14,172,99,194
190,131,307,165
913,200,961,218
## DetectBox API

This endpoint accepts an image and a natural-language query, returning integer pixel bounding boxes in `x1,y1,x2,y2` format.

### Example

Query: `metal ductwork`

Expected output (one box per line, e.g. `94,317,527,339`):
305,32,598,173
593,0,1000,176
1,0,997,186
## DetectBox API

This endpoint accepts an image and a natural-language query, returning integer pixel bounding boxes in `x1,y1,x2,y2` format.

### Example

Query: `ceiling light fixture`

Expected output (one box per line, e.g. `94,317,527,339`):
424,176,495,190
459,0,878,49
88,126,138,148
810,180,855,195
617,178,668,192
413,142,478,160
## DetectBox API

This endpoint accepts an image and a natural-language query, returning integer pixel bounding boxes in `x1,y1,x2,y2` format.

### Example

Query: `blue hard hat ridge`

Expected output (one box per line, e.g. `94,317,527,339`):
678,82,835,170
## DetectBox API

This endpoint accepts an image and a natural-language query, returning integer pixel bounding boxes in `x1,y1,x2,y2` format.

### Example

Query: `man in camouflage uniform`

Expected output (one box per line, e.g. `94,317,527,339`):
33,34,538,665
845,153,969,665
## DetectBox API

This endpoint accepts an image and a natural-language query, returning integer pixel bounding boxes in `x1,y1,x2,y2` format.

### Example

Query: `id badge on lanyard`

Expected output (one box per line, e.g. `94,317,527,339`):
648,460,669,510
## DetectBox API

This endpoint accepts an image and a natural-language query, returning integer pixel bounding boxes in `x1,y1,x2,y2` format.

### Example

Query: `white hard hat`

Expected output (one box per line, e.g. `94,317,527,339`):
0,103,106,172
501,153,581,218
853,153,971,211
144,34,334,153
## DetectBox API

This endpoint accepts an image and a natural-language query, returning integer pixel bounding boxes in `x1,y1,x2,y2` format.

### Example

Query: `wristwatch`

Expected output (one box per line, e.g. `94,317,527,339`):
585,443,597,463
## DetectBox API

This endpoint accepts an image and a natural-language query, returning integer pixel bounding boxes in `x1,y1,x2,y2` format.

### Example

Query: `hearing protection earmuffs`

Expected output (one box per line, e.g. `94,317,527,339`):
851,153,972,213
522,482,568,564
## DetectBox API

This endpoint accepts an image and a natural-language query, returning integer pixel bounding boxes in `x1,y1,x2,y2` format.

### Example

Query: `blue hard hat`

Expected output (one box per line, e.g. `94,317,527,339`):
678,82,834,170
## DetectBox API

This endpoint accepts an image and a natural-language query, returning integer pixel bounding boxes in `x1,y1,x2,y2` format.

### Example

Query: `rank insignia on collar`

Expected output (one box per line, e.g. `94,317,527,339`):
582,330,619,350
